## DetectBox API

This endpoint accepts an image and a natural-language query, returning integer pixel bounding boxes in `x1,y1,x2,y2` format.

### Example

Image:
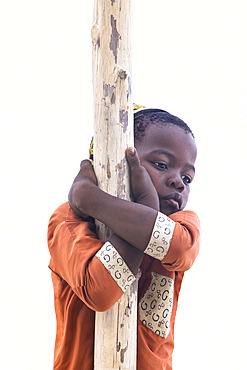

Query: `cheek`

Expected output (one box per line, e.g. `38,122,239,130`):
182,188,190,208
148,171,162,191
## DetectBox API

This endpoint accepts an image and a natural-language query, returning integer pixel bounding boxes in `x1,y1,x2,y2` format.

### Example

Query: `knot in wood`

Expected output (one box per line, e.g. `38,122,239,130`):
118,68,127,79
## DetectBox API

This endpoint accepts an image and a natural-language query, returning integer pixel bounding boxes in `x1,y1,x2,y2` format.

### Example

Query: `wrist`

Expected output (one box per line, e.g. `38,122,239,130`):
136,193,160,211
109,234,144,275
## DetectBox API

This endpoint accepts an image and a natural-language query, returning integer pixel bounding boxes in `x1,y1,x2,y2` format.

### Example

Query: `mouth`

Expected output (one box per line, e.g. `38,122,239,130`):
161,193,183,211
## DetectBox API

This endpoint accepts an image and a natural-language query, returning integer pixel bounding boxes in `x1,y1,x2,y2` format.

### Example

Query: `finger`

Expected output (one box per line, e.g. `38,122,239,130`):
80,159,92,169
73,159,97,185
126,147,141,169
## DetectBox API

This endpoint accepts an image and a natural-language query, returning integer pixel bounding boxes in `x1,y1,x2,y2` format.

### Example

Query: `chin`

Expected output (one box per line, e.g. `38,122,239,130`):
161,207,180,216
160,207,172,216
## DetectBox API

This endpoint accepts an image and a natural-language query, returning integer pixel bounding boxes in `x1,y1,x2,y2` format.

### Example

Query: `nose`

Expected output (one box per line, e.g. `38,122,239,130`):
166,172,185,192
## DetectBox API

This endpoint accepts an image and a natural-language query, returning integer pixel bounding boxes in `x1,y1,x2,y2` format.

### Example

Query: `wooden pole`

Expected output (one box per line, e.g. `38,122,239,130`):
92,1,138,369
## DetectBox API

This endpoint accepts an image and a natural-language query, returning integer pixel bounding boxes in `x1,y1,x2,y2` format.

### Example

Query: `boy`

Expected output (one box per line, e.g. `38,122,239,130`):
47,107,200,369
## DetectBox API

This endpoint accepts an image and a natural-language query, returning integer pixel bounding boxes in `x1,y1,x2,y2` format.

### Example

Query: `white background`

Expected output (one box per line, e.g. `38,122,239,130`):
1,1,246,369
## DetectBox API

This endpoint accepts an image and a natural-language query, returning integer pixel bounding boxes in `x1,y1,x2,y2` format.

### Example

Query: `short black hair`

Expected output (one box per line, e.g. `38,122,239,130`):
89,108,194,163
134,109,194,142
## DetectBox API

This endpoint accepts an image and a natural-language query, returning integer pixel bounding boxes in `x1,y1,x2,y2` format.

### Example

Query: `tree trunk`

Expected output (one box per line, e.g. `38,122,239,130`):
92,0,138,369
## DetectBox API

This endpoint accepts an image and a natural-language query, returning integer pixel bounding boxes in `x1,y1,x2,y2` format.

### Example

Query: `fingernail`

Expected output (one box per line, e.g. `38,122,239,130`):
128,147,135,156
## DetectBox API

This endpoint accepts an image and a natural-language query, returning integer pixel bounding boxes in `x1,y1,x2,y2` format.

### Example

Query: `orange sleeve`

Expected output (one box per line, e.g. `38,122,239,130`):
162,210,200,272
47,203,124,311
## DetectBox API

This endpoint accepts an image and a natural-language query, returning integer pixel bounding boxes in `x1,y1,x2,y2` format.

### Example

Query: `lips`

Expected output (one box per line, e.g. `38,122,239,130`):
162,193,183,210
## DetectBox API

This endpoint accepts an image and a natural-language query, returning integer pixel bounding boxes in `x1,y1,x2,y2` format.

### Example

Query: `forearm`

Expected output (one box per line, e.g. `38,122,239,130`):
109,234,144,275
70,180,158,251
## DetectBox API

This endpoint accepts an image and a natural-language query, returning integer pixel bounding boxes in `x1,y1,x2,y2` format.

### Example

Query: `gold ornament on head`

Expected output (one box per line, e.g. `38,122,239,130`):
89,137,94,166
133,103,146,114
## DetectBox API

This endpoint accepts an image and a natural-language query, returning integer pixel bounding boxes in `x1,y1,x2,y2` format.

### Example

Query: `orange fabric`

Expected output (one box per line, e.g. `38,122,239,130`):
47,202,200,369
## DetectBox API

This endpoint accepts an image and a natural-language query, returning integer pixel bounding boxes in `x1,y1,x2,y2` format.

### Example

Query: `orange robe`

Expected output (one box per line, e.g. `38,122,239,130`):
48,202,200,369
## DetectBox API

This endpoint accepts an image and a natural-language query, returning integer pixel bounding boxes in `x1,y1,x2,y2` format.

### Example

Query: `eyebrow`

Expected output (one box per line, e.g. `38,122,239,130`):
150,149,196,173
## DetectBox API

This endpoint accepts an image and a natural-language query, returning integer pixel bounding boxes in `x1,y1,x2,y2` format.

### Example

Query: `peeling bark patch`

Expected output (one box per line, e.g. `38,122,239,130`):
110,15,120,63
116,342,121,352
119,109,128,133
120,344,128,363
125,301,132,317
127,76,131,99
103,82,115,104
116,159,126,198
97,35,100,48
130,277,139,296
111,91,115,105
107,157,111,179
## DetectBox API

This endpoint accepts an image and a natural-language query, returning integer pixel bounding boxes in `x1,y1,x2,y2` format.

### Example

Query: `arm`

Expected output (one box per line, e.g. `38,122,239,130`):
143,210,200,272
164,210,200,271
69,148,160,253
48,205,127,311
48,150,160,312
68,149,200,275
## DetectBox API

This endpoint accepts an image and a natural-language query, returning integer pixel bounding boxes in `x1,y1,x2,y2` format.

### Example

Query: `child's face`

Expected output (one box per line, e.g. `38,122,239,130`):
135,123,197,215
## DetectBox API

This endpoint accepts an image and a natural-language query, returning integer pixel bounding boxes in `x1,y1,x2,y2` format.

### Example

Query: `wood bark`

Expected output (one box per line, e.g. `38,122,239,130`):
92,1,138,369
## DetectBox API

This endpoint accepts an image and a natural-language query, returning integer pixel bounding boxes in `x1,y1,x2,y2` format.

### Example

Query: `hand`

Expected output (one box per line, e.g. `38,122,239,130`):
126,148,159,211
68,160,98,218
69,155,158,252
73,160,97,186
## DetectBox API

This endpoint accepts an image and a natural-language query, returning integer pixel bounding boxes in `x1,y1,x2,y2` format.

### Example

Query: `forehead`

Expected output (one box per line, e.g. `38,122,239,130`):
135,123,197,163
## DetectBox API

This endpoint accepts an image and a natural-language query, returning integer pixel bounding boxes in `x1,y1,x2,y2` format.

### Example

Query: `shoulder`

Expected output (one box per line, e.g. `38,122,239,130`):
169,209,200,228
48,202,96,237
49,201,80,221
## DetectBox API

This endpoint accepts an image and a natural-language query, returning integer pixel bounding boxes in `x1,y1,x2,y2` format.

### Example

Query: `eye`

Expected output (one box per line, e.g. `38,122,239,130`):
153,162,168,171
182,175,192,184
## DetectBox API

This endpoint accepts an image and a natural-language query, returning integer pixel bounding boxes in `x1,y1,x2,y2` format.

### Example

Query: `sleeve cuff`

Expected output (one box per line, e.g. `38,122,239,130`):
95,242,136,292
144,212,176,260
